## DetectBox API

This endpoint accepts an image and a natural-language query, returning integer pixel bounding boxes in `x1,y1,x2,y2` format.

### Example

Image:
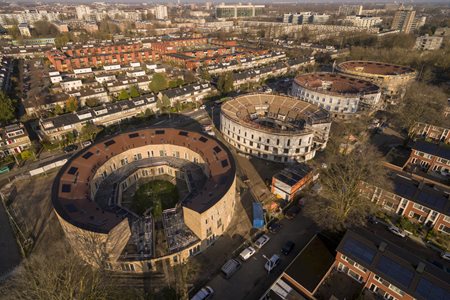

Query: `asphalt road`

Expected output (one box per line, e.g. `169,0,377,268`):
205,213,318,300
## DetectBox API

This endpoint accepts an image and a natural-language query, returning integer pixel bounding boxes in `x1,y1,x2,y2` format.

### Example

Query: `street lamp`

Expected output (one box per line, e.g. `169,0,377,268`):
262,254,271,274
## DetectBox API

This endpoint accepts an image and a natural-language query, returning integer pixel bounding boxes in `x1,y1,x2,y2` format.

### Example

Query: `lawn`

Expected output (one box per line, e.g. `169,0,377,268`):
132,180,179,217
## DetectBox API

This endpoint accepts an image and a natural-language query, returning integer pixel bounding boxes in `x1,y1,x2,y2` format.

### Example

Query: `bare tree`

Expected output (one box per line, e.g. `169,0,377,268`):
304,143,388,231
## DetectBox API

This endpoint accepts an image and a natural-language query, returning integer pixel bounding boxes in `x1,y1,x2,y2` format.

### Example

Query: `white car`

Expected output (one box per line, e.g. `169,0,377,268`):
264,254,280,272
200,105,206,110
82,141,92,147
388,225,407,238
191,286,214,300
255,234,270,249
441,252,450,261
239,246,256,261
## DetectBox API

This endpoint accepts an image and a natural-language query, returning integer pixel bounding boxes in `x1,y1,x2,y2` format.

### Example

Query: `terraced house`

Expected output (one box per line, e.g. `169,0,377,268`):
361,171,450,235
0,123,31,157
407,140,450,175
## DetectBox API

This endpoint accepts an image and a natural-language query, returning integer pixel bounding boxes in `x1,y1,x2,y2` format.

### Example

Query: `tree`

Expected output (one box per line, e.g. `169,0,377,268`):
80,124,102,142
32,20,58,37
183,71,197,83
65,97,78,113
129,86,140,98
0,92,15,123
117,89,130,101
217,72,234,94
149,73,168,93
395,82,448,135
54,104,64,115
304,144,387,231
85,97,100,108
162,95,171,108
169,78,184,88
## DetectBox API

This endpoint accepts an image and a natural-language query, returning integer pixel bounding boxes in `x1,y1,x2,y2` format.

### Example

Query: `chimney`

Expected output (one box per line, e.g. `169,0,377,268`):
416,262,425,273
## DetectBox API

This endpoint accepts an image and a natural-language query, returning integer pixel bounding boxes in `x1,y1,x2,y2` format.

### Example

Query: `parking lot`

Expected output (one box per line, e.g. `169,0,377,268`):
204,213,318,300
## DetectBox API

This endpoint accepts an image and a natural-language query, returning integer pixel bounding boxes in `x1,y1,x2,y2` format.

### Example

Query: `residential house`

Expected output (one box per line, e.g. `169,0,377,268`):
0,123,32,157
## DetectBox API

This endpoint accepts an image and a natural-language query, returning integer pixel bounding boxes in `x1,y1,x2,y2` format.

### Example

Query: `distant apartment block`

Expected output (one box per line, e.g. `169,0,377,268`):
391,6,425,34
155,5,168,20
283,12,330,25
0,123,32,157
345,15,382,28
215,3,264,19
415,34,443,51
18,23,31,37
338,5,363,16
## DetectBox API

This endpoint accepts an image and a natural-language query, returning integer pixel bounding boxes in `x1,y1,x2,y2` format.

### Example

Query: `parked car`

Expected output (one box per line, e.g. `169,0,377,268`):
82,141,92,148
191,286,214,300
200,105,206,110
264,254,280,272
285,205,301,219
239,246,256,261
388,225,407,238
254,234,270,249
268,220,282,233
441,252,450,261
221,259,241,279
368,215,379,224
63,144,78,153
281,241,295,255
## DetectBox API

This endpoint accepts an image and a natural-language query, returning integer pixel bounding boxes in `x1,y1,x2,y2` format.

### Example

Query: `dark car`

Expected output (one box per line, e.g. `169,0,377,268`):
282,241,295,255
368,215,379,224
268,219,282,233
64,144,78,153
285,205,301,220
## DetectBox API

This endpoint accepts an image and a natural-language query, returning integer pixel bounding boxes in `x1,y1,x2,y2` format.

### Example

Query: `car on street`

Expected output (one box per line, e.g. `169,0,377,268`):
254,234,270,249
264,254,280,272
82,141,92,148
368,215,379,224
441,252,450,261
63,144,78,153
268,220,282,233
388,225,407,238
281,241,295,255
191,286,214,300
239,246,256,261
221,259,241,279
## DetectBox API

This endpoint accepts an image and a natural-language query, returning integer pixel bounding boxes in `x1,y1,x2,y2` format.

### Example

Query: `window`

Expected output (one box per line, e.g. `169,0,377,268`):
206,227,212,237
217,218,222,228
159,150,166,157
120,157,128,166
134,153,142,161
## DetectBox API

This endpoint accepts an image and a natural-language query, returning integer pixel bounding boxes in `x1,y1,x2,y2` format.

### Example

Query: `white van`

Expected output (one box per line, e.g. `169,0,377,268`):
221,258,241,279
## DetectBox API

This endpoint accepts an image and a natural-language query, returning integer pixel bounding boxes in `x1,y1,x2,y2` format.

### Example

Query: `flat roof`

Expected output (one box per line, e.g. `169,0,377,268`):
284,234,336,293
338,60,415,76
52,128,236,234
294,72,380,96
221,94,330,135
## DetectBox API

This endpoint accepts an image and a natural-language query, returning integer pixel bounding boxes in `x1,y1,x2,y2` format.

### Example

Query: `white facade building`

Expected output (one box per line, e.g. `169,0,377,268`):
155,5,168,20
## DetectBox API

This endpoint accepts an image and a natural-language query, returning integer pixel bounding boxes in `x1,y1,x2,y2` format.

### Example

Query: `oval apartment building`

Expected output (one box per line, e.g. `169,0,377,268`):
291,72,382,119
52,128,236,273
220,94,331,163
337,60,416,96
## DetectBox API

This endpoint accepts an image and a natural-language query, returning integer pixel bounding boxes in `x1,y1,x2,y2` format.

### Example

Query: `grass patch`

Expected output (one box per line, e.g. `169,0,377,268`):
131,180,179,217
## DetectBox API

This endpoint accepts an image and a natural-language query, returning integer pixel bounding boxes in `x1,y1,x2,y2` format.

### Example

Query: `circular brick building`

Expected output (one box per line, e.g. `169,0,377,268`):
52,128,236,273
336,61,416,96
291,72,382,119
220,93,331,163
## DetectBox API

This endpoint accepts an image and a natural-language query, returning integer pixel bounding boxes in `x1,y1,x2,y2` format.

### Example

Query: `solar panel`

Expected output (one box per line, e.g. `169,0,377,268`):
155,130,165,135
221,159,229,168
178,131,188,136
65,203,78,213
341,238,375,265
82,152,93,159
128,133,139,138
104,140,116,147
199,136,208,143
416,278,450,300
376,255,414,288
61,184,71,193
213,146,222,153
68,167,78,175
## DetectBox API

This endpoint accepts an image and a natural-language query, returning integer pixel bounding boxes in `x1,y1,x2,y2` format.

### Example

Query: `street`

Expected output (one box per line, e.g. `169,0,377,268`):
205,213,317,300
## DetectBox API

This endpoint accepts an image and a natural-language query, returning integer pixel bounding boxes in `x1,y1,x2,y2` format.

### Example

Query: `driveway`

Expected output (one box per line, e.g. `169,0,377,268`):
205,213,318,300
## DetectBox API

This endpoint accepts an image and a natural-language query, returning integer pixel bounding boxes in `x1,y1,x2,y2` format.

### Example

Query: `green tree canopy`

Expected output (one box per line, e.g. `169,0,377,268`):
85,97,100,108
149,73,169,93
117,89,130,101
217,72,234,94
129,86,140,98
65,97,78,113
0,92,15,124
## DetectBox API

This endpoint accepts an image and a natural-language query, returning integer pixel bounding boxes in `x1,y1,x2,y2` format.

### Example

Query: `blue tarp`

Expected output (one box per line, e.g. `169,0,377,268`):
253,202,264,229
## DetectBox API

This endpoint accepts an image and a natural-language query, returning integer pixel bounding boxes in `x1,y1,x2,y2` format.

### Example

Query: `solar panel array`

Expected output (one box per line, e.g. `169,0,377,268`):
341,238,375,265
376,255,414,288
416,278,450,300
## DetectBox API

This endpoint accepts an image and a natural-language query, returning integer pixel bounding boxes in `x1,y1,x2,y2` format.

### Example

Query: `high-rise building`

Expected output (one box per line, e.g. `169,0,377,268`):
215,3,264,19
338,5,363,16
155,5,168,20
18,23,31,37
391,6,416,33
283,12,330,25
75,5,91,20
